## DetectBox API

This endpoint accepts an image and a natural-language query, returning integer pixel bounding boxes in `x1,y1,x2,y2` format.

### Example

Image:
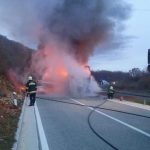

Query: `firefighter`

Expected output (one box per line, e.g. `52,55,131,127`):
107,85,115,99
26,76,37,106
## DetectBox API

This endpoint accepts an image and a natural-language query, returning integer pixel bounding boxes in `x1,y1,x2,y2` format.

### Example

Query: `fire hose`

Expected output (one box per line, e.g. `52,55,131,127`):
36,96,150,150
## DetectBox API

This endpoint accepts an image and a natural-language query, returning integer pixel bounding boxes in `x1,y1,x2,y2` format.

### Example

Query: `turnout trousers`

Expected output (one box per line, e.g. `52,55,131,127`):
29,93,36,106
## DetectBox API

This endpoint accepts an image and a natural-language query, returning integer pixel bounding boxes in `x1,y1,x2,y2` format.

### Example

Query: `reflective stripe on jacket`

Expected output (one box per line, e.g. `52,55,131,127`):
108,86,114,94
26,80,37,93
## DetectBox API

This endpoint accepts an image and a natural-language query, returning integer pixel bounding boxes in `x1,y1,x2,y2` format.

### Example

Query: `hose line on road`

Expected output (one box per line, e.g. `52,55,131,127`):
36,96,150,119
36,96,150,150
87,100,119,150
36,97,120,149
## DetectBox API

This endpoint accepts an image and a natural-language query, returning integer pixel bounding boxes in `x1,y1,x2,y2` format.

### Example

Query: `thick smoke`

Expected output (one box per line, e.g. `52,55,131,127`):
0,0,131,96
0,0,131,56
40,0,131,64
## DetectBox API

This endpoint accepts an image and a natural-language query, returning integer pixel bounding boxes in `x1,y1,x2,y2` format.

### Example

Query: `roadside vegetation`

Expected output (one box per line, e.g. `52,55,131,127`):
92,69,150,93
92,69,150,105
0,35,30,150
0,100,20,150
0,75,24,150
0,35,32,74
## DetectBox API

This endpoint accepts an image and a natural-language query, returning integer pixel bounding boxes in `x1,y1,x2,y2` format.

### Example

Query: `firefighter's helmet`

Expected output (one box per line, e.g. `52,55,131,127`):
13,92,17,95
28,76,32,81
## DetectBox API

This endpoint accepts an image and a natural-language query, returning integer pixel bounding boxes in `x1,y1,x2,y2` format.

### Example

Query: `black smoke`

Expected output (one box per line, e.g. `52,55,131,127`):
0,0,131,63
41,0,131,63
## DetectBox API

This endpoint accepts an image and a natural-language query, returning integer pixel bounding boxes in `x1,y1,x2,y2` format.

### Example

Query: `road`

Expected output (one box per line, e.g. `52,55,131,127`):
36,95,150,150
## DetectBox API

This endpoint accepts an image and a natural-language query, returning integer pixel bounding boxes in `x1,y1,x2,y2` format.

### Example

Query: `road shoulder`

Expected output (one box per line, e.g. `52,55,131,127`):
15,98,39,150
110,99,150,111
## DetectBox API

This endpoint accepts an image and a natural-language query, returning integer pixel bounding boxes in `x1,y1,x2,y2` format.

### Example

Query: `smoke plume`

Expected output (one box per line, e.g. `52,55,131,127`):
38,0,131,63
0,0,131,96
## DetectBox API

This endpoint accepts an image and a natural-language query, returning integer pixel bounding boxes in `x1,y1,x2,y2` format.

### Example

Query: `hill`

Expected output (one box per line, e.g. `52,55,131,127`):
0,35,33,74
0,35,32,149
92,70,150,92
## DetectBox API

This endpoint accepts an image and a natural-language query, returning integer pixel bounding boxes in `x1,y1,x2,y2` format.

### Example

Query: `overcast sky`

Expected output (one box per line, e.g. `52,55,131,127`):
0,0,150,72
89,0,150,72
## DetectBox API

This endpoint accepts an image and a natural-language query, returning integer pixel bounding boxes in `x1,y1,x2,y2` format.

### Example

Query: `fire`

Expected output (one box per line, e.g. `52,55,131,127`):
7,70,25,93
31,42,100,96
42,66,68,80
20,86,26,91
43,71,50,80
31,45,70,94
58,68,68,78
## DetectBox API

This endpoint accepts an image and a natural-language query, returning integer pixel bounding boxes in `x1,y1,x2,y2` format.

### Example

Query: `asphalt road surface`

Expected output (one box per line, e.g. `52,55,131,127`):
36,95,150,150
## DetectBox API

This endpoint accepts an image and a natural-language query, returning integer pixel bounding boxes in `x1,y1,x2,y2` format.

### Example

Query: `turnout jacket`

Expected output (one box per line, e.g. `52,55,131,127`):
26,80,37,94
108,86,115,94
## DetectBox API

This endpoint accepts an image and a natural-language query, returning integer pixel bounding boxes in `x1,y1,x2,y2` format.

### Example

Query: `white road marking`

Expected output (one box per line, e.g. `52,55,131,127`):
71,98,85,106
71,99,150,138
35,102,50,150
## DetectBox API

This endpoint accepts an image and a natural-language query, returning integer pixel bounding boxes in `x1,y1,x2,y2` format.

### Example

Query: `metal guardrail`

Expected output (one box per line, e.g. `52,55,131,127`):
101,90,150,105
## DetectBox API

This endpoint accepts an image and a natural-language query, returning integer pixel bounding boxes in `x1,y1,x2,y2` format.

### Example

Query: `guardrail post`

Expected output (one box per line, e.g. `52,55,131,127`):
144,99,146,105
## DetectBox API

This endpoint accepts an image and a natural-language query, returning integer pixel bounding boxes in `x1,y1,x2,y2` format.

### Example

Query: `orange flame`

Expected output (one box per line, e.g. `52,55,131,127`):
7,70,25,93
31,43,92,95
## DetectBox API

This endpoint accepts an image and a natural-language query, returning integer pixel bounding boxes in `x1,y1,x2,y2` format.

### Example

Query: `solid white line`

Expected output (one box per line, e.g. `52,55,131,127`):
71,98,85,106
94,109,150,138
72,99,150,138
35,102,50,150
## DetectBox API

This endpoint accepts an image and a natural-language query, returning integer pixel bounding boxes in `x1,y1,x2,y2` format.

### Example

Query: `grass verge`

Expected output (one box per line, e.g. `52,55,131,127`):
118,96,150,106
0,97,23,150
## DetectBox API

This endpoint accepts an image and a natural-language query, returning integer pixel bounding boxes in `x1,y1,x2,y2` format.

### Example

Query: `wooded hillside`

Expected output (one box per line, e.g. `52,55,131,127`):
0,35,33,74
92,70,150,92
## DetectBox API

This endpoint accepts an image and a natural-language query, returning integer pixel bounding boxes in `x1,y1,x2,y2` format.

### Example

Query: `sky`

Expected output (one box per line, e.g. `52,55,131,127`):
89,0,150,72
0,0,150,72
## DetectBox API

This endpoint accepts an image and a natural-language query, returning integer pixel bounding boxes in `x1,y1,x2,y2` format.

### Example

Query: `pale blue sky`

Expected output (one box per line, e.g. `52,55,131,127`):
90,0,150,71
